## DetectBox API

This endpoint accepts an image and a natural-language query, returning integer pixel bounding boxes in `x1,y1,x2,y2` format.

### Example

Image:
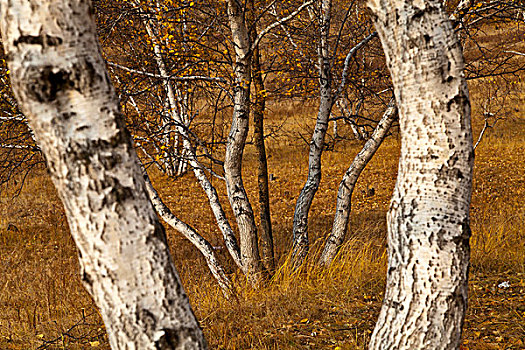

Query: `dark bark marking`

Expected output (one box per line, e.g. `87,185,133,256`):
155,327,205,350
102,183,135,207
23,58,105,103
82,271,93,288
26,66,69,102
137,308,157,331
14,34,63,47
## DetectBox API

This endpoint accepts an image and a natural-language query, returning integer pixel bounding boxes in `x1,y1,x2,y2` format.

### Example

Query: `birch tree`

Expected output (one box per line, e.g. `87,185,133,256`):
224,0,266,284
290,0,385,265
99,0,312,285
97,0,244,289
318,0,485,267
367,0,474,348
0,1,206,348
248,0,275,273
319,98,397,266
292,0,333,265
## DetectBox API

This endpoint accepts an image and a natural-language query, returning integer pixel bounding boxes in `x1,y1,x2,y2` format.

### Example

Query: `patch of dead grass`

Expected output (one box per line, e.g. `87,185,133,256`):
1,90,524,349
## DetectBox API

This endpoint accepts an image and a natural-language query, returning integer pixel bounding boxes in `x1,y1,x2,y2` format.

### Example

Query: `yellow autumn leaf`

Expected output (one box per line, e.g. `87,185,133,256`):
36,334,44,339
90,340,100,347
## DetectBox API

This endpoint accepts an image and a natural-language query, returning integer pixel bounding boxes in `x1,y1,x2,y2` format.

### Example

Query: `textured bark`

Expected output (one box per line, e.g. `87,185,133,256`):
319,99,397,266
189,160,243,270
142,168,232,295
248,1,275,273
292,0,333,265
368,0,474,348
142,14,243,270
225,0,265,284
0,1,207,349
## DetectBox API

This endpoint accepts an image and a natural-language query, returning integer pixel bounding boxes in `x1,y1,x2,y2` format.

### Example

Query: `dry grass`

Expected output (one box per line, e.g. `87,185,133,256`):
1,87,525,349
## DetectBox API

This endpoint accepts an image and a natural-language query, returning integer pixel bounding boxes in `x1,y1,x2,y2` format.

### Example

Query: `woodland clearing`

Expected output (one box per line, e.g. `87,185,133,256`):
0,95,524,349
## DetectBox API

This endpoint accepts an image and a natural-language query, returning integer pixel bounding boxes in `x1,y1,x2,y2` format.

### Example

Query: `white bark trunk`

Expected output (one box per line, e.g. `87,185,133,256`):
368,0,474,348
225,0,265,284
319,99,397,266
142,168,233,295
142,13,243,270
0,1,207,349
292,0,333,266
117,71,235,287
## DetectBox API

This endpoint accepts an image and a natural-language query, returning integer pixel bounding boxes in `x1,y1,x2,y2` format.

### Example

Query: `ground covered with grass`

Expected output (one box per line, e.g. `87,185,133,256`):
0,100,524,349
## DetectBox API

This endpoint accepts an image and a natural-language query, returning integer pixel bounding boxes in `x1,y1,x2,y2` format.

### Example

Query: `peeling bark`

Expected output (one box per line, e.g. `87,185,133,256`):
0,1,207,348
319,99,397,266
368,0,474,348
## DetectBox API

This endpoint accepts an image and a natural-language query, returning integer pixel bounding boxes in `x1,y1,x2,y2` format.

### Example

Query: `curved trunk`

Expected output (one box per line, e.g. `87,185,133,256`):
142,169,233,295
249,0,275,273
319,99,397,266
189,157,243,269
143,16,243,270
0,1,207,349
292,0,333,266
226,0,265,285
368,0,474,348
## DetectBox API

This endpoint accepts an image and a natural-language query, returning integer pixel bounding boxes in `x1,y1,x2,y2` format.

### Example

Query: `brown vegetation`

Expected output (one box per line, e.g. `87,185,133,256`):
1,85,524,348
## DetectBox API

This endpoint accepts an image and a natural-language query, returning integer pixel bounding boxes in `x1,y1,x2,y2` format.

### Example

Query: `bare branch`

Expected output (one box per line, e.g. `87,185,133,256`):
108,62,227,83
334,31,378,100
0,143,39,150
250,0,315,55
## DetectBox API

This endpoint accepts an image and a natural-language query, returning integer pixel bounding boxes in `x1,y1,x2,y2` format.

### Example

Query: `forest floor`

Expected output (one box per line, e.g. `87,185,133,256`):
1,87,525,349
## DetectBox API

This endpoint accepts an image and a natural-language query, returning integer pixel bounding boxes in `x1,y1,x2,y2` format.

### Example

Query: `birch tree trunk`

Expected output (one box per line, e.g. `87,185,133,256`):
252,48,275,272
142,168,233,295
141,14,243,270
292,0,333,266
0,1,207,349
367,0,474,348
225,0,265,284
319,99,397,266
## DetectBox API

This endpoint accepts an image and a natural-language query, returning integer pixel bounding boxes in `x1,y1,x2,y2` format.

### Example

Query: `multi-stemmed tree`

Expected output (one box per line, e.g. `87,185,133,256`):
3,0,519,348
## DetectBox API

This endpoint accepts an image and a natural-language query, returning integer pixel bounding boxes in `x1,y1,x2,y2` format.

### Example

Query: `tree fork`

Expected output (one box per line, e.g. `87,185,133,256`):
319,99,397,266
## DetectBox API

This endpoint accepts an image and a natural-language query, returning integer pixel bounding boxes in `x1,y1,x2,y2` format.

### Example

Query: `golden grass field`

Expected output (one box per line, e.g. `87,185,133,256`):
0,82,524,349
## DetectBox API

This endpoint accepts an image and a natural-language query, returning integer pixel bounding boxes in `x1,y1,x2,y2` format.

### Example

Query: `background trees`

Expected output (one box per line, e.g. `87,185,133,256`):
1,0,523,282
1,0,525,347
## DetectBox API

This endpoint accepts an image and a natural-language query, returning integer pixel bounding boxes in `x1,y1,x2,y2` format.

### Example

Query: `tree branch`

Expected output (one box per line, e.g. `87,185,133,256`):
249,0,315,55
108,61,227,83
